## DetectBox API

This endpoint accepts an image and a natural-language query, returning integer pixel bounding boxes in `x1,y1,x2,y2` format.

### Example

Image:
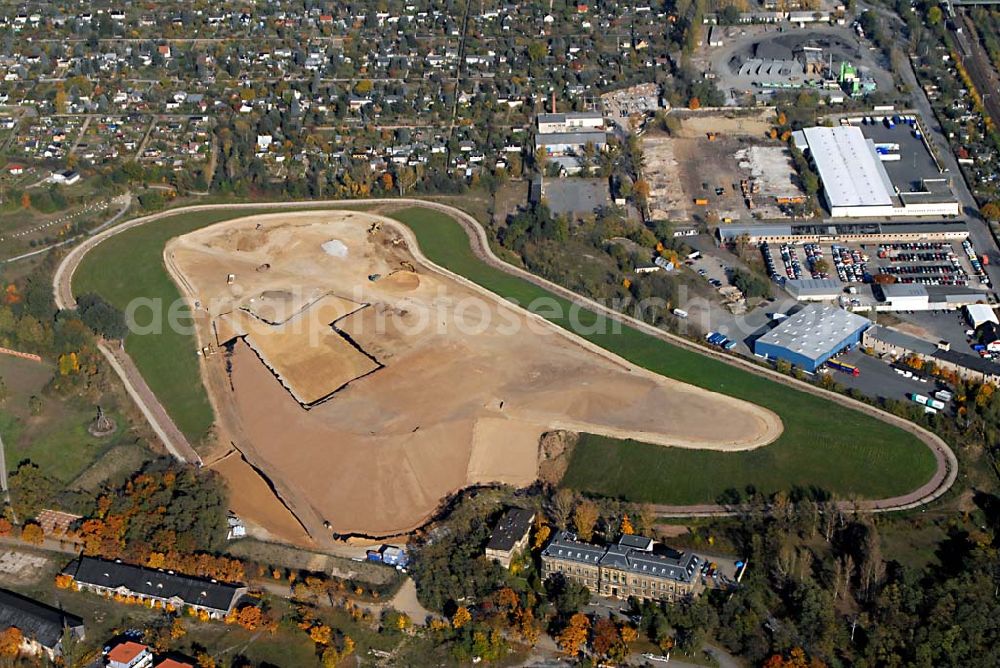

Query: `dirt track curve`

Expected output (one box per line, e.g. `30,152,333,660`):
52,199,958,516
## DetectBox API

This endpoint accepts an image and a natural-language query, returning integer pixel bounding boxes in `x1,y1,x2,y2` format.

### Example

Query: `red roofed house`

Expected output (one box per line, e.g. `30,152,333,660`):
107,641,153,668
319,14,334,24
7,164,24,175
156,659,195,668
157,45,171,59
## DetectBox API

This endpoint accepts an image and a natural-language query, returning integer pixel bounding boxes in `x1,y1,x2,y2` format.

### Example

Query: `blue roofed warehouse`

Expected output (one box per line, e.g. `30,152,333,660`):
753,304,871,372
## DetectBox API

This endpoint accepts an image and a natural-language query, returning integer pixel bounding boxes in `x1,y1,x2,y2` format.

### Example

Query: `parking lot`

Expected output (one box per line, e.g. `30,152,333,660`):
893,309,982,353
761,238,990,289
855,117,942,191
831,349,944,406
763,241,871,284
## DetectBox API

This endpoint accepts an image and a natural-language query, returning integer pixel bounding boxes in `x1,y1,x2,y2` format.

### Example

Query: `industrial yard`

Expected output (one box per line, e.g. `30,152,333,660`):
165,211,782,539
644,110,803,222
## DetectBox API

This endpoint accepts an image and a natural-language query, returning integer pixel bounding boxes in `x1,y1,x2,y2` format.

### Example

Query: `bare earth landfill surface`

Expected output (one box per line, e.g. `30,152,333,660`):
164,211,782,542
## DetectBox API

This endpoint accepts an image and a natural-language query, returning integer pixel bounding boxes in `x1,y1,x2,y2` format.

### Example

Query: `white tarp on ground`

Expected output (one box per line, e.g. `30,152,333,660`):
321,239,348,258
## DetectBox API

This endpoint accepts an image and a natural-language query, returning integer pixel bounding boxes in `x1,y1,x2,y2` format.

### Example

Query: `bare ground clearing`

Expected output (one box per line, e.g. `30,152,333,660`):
165,211,782,539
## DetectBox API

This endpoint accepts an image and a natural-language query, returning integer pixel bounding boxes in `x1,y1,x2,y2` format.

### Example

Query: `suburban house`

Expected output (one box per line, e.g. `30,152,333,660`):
49,169,80,185
155,658,195,668
63,557,247,619
484,507,536,568
541,532,704,602
107,641,153,668
0,589,84,662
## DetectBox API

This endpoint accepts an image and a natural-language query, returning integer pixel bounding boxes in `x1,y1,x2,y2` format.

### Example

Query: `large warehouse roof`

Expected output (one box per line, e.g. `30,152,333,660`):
800,126,895,208
756,304,870,363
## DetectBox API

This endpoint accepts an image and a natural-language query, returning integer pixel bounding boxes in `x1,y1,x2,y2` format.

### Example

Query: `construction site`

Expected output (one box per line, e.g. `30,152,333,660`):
163,210,783,542
644,110,805,222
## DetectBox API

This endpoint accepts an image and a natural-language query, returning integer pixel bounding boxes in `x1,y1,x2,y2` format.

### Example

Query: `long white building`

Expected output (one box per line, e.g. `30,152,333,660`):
793,126,959,218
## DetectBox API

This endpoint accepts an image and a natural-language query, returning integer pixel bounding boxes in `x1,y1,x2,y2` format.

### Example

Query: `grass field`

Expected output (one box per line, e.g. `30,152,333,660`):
0,355,140,483
74,210,281,442
389,206,939,504
73,206,369,443
72,203,939,505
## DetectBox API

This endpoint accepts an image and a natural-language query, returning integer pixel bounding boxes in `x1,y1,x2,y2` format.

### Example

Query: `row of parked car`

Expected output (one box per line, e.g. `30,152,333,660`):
880,242,949,251
882,252,954,263
962,239,991,287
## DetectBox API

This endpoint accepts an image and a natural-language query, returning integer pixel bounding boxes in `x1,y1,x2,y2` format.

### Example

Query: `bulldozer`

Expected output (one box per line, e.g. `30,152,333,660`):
368,221,382,235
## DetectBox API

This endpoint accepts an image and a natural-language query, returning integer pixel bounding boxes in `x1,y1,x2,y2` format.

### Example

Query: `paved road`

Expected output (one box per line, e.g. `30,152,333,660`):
52,199,957,517
2,193,131,264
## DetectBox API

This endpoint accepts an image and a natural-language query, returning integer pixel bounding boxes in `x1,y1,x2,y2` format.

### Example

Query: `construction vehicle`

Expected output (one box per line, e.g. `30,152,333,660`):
706,132,718,141
368,221,382,235
694,198,709,206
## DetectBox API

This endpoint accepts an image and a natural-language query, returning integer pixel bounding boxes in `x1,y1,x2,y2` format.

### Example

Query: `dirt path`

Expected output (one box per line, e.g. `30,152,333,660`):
51,199,957,518
96,340,201,465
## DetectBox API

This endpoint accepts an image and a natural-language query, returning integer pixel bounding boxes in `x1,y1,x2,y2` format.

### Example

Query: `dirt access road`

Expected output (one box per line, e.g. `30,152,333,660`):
52,199,957,522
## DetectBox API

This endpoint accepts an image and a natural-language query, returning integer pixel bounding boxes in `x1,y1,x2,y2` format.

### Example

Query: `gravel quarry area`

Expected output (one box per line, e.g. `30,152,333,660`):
164,211,783,539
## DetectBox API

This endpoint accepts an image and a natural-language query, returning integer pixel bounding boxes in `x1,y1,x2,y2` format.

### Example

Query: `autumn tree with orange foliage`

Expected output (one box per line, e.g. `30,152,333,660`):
0,626,22,658
321,636,355,668
452,606,471,629
533,524,551,550
557,613,590,656
170,617,187,640
0,519,11,537
487,587,540,646
763,647,827,668
572,500,599,541
226,604,266,631
76,463,237,582
688,97,701,110
309,623,333,646
19,522,44,545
